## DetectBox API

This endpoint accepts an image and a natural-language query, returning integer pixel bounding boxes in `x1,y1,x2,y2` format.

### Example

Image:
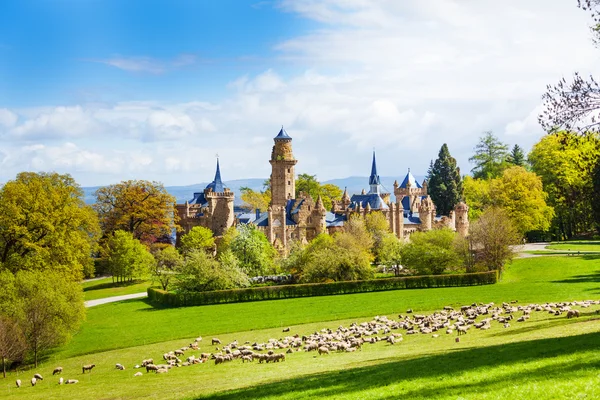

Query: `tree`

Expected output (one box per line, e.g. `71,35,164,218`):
179,226,215,255
9,270,85,367
296,174,342,211
230,224,277,277
539,1,600,132
507,144,526,167
469,131,509,179
377,233,403,275
152,246,182,291
0,172,100,281
470,207,520,275
401,229,462,275
490,167,554,235
217,226,239,256
240,179,271,212
174,250,249,292
462,176,492,220
0,314,26,378
240,187,271,212
363,212,391,262
592,160,600,232
105,230,155,283
427,144,463,215
94,180,178,245
529,131,600,238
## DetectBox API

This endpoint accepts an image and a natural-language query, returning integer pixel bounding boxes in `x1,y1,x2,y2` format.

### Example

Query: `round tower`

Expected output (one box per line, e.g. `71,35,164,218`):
419,196,433,231
269,127,297,207
454,201,469,237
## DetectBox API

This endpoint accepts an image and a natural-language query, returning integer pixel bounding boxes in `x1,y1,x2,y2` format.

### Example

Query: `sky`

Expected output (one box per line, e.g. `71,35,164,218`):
1,0,599,187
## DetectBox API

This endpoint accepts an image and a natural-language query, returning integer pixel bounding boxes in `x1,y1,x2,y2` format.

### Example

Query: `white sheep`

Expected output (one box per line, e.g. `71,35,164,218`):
15,379,21,388
53,367,63,375
115,363,125,370
31,377,37,387
59,377,64,385
134,372,143,377
33,373,43,380
65,379,79,384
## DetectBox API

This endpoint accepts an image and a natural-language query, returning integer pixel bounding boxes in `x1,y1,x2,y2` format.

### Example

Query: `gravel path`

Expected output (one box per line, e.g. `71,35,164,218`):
85,292,147,308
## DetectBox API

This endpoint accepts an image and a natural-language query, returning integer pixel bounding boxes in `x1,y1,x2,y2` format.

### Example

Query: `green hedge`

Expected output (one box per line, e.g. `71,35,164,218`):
147,270,498,308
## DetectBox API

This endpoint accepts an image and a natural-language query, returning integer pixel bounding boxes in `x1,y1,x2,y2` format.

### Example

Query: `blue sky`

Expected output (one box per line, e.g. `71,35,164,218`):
1,1,599,187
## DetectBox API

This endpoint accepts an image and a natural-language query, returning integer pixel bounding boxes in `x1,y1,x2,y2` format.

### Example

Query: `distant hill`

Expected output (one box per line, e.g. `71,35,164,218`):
81,175,425,205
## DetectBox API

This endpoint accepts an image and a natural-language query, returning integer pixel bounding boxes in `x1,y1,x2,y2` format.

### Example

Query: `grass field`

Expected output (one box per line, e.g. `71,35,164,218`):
2,255,599,399
81,278,151,301
546,241,600,252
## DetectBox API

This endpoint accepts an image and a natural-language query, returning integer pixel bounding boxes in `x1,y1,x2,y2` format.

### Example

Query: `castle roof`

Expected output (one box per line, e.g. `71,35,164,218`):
204,158,227,193
274,126,292,140
349,193,389,210
399,169,422,189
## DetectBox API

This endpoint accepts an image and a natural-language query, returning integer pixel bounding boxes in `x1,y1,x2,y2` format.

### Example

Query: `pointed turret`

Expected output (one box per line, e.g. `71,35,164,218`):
274,126,292,140
205,158,226,193
315,195,325,211
368,151,382,194
342,187,350,203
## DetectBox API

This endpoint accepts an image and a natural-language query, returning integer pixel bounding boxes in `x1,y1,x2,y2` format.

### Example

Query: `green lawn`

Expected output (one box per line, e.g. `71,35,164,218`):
2,255,599,399
57,255,600,359
546,241,600,252
81,277,152,301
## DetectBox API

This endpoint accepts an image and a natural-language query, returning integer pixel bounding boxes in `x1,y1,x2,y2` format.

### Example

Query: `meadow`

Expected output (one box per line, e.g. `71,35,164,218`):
1,255,599,399
546,241,600,252
82,278,151,301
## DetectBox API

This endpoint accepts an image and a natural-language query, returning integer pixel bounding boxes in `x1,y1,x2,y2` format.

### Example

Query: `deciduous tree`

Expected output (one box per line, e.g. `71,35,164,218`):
427,143,463,215
174,249,249,292
152,246,182,291
470,207,520,275
0,172,100,281
296,174,342,211
529,131,600,238
0,314,26,378
401,229,462,275
94,180,178,245
230,224,277,277
105,230,155,283
490,167,554,235
179,226,215,255
9,270,85,367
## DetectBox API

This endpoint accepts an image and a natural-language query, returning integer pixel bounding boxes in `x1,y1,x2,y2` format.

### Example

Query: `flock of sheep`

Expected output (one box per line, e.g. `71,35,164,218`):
12,298,600,390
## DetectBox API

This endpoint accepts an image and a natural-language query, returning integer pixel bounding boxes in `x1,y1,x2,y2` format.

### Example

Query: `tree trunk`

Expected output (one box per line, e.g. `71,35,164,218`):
34,344,38,368
2,355,6,378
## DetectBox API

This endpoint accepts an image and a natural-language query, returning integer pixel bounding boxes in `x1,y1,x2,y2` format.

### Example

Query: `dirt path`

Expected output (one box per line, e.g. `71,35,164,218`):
84,292,147,308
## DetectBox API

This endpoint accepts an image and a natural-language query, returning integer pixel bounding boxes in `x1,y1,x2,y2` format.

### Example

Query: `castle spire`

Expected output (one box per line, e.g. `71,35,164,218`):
315,194,325,211
342,186,350,202
205,157,225,193
368,151,381,195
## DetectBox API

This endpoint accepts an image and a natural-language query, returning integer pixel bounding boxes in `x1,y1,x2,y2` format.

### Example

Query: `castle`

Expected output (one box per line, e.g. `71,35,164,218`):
176,128,469,248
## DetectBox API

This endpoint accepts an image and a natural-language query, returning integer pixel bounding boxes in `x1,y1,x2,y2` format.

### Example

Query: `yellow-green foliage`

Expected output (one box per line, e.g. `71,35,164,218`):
0,172,100,281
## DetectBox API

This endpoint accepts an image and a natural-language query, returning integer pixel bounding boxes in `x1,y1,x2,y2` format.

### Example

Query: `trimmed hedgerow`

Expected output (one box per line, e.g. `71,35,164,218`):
147,270,498,308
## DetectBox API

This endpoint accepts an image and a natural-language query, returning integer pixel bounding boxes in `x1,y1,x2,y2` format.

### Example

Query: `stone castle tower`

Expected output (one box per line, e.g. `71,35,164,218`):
175,159,235,242
454,201,469,237
270,127,297,207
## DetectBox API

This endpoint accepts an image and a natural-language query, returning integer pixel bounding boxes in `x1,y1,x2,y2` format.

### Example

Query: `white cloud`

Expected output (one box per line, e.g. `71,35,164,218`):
91,54,198,74
0,109,17,128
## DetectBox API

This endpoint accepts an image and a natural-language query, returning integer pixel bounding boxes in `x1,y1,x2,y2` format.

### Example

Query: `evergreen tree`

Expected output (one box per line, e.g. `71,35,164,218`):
507,144,526,167
469,131,509,179
427,144,463,215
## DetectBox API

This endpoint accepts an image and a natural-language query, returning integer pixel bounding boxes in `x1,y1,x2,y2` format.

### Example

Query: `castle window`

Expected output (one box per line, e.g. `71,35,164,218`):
288,180,291,185
287,168,290,173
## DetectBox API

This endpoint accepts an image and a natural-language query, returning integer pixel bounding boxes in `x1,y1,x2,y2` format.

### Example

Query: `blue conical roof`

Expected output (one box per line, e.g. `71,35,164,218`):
399,169,422,189
369,151,381,186
274,126,292,140
205,158,226,193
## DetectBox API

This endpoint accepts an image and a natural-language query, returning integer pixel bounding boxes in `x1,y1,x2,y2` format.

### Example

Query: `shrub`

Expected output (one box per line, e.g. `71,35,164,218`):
148,270,498,307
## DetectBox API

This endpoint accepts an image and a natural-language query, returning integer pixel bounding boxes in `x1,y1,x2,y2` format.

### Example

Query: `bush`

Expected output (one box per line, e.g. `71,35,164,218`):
147,270,498,307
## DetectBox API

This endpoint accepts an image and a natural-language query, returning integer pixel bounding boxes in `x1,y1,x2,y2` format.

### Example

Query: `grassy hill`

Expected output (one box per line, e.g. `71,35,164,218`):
3,255,599,399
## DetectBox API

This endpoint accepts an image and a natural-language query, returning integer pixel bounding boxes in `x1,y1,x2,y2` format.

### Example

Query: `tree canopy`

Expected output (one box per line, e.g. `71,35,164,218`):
179,226,215,255
427,143,463,215
230,224,277,277
174,249,249,292
401,229,462,275
469,131,509,179
529,131,600,238
507,144,526,167
0,172,100,281
490,167,554,235
296,174,342,211
94,180,178,245
105,230,155,282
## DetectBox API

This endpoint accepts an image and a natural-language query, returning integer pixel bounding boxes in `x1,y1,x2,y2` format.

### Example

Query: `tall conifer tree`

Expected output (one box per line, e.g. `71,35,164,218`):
427,144,462,216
